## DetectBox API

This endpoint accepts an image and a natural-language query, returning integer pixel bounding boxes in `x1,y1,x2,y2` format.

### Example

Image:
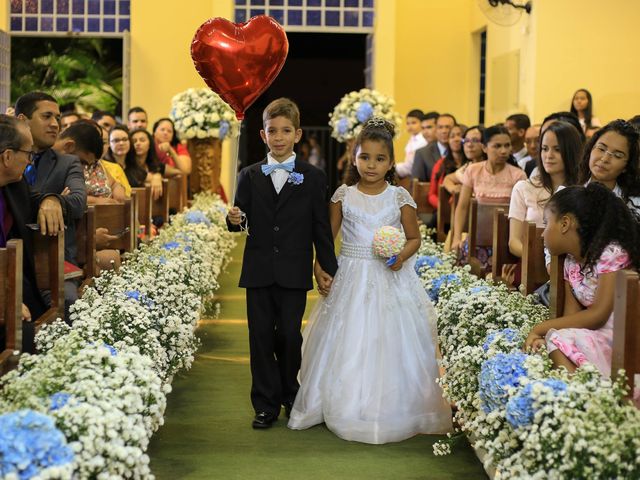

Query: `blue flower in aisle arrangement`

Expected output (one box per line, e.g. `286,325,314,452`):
0,410,74,479
49,392,72,411
329,88,403,143
288,172,304,185
505,379,567,428
162,241,181,250
482,328,520,352
469,285,492,295
479,352,529,413
185,209,212,226
356,101,374,122
125,290,141,301
414,255,444,274
170,88,240,141
103,343,117,356
427,273,460,303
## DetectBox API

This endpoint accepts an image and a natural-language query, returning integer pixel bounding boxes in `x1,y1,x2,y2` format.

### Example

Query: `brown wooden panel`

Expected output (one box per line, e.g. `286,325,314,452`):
32,231,64,331
151,179,170,224
549,254,565,319
75,207,96,285
168,175,186,212
93,199,136,252
413,181,433,215
131,187,152,238
436,185,451,243
396,175,413,193
0,239,23,374
612,270,640,400
521,222,549,295
491,209,518,282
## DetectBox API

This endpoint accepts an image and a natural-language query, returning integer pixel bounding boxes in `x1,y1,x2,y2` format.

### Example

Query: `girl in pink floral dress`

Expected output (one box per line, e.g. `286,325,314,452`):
525,183,640,398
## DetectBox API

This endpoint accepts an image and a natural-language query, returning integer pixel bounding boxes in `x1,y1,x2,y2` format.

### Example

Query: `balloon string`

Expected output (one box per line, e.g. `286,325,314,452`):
230,121,242,205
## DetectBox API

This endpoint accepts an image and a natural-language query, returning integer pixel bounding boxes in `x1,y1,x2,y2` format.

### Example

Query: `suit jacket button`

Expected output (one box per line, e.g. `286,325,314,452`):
273,246,279,253
273,226,279,232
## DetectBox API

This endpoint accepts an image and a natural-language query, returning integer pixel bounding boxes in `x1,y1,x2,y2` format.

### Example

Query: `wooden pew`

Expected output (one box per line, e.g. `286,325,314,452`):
32,230,65,330
75,207,97,291
131,186,152,239
396,176,413,193
468,199,510,277
168,174,188,213
93,198,136,253
0,239,22,374
491,209,518,282
436,185,452,243
412,181,433,216
521,222,549,295
152,179,170,226
549,254,566,319
612,269,640,401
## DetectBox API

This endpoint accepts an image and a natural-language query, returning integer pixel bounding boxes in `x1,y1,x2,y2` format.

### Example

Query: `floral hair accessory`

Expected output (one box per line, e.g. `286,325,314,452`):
288,172,304,185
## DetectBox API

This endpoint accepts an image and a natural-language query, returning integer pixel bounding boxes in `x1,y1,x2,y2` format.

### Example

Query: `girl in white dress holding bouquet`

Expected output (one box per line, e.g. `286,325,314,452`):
288,117,451,444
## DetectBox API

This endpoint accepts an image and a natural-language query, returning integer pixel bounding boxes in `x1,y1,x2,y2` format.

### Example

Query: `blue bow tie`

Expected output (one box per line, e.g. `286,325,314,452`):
261,160,294,176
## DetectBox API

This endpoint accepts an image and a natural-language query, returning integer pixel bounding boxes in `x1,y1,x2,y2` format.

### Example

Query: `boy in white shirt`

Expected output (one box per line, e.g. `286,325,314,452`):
396,109,426,178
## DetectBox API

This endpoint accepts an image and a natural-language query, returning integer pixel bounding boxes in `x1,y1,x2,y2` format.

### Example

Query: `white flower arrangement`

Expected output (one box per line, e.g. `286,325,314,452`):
170,88,241,141
328,88,403,143
0,192,236,478
413,226,640,478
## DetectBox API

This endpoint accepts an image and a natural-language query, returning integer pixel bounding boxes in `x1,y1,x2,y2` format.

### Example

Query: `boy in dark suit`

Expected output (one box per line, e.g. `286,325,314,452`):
227,98,338,429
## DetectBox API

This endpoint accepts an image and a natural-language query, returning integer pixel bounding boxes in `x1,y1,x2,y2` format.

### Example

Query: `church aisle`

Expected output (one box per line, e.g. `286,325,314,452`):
148,237,487,479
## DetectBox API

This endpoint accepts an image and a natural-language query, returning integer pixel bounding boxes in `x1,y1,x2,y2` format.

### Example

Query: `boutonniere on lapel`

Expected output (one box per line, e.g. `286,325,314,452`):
287,172,304,185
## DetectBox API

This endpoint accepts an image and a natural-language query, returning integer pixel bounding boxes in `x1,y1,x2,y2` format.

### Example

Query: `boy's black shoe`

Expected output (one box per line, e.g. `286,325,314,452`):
283,401,294,418
252,412,278,429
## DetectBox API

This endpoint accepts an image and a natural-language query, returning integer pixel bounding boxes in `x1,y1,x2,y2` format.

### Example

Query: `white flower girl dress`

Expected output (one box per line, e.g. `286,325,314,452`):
288,183,451,444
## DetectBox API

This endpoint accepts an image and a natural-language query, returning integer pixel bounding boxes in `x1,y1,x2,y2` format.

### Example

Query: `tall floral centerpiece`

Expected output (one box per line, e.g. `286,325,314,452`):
170,88,240,197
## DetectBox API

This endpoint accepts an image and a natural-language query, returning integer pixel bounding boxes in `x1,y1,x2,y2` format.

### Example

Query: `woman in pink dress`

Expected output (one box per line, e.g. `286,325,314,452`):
525,183,640,395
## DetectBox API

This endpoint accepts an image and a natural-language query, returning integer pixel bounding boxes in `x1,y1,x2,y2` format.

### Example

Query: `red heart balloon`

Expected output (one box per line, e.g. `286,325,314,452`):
191,16,289,121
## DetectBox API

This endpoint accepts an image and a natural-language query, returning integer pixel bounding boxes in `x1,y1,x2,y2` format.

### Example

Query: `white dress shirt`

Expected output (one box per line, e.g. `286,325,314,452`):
267,152,296,194
396,133,427,177
437,141,447,158
513,146,528,167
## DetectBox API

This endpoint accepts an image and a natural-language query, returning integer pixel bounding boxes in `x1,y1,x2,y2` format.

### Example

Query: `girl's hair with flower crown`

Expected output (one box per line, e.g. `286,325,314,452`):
546,182,640,274
344,117,397,186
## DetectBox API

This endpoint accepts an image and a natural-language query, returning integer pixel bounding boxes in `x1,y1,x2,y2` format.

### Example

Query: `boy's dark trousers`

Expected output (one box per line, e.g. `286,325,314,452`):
227,159,338,417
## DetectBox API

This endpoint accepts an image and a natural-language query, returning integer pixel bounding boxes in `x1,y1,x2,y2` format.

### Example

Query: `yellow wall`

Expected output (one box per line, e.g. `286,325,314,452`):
131,0,236,196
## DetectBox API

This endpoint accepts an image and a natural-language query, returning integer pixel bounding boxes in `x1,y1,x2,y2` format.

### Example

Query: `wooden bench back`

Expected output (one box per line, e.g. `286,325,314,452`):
521,222,549,295
152,179,170,225
491,209,518,281
93,198,136,252
0,239,22,374
612,269,640,399
468,199,510,253
396,176,413,193
549,254,566,319
75,206,96,285
32,230,65,330
168,175,187,213
131,187,152,239
436,185,452,242
412,181,433,215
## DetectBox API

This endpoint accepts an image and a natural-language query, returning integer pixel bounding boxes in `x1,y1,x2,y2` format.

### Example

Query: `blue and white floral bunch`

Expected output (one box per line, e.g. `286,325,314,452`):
328,88,403,143
0,192,236,478
170,88,241,141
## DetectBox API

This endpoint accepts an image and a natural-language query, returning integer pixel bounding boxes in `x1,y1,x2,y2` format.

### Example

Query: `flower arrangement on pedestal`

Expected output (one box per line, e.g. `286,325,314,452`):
328,88,403,143
170,88,240,141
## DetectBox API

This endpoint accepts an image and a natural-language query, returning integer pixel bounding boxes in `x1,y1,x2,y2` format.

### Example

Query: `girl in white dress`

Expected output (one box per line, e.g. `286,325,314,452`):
288,118,452,444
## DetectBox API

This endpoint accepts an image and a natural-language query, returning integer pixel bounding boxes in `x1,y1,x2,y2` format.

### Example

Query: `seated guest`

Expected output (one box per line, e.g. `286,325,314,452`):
442,125,486,195
505,113,531,169
428,124,467,209
127,106,148,131
508,121,582,258
451,124,526,273
15,91,87,324
91,110,117,133
412,113,456,181
60,111,80,131
523,124,541,177
395,109,426,178
570,88,601,132
152,118,192,175
126,129,172,200
0,114,65,352
102,125,133,197
577,119,640,214
421,111,439,145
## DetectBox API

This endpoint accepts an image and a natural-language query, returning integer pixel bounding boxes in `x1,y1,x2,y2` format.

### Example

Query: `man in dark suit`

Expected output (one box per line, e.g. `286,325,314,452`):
0,114,65,352
15,92,87,323
227,98,338,429
412,113,456,181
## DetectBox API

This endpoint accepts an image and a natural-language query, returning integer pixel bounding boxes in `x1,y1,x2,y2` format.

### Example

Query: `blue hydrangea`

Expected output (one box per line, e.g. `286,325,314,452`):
184,210,211,226
125,290,141,301
356,101,374,122
482,328,521,352
183,245,193,252
506,379,567,428
337,117,349,135
0,410,74,479
103,343,117,356
479,352,529,413
124,290,154,309
49,392,71,411
219,120,230,139
469,285,491,295
162,242,181,251
427,274,460,303
414,255,444,274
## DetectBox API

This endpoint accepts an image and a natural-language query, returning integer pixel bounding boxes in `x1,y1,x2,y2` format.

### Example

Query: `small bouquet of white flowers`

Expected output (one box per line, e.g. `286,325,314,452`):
170,88,241,141
329,88,403,143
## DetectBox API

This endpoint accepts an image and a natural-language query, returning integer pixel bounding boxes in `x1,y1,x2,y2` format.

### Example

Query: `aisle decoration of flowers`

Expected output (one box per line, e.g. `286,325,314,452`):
414,227,640,478
0,193,236,479
170,88,241,141
328,88,403,143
